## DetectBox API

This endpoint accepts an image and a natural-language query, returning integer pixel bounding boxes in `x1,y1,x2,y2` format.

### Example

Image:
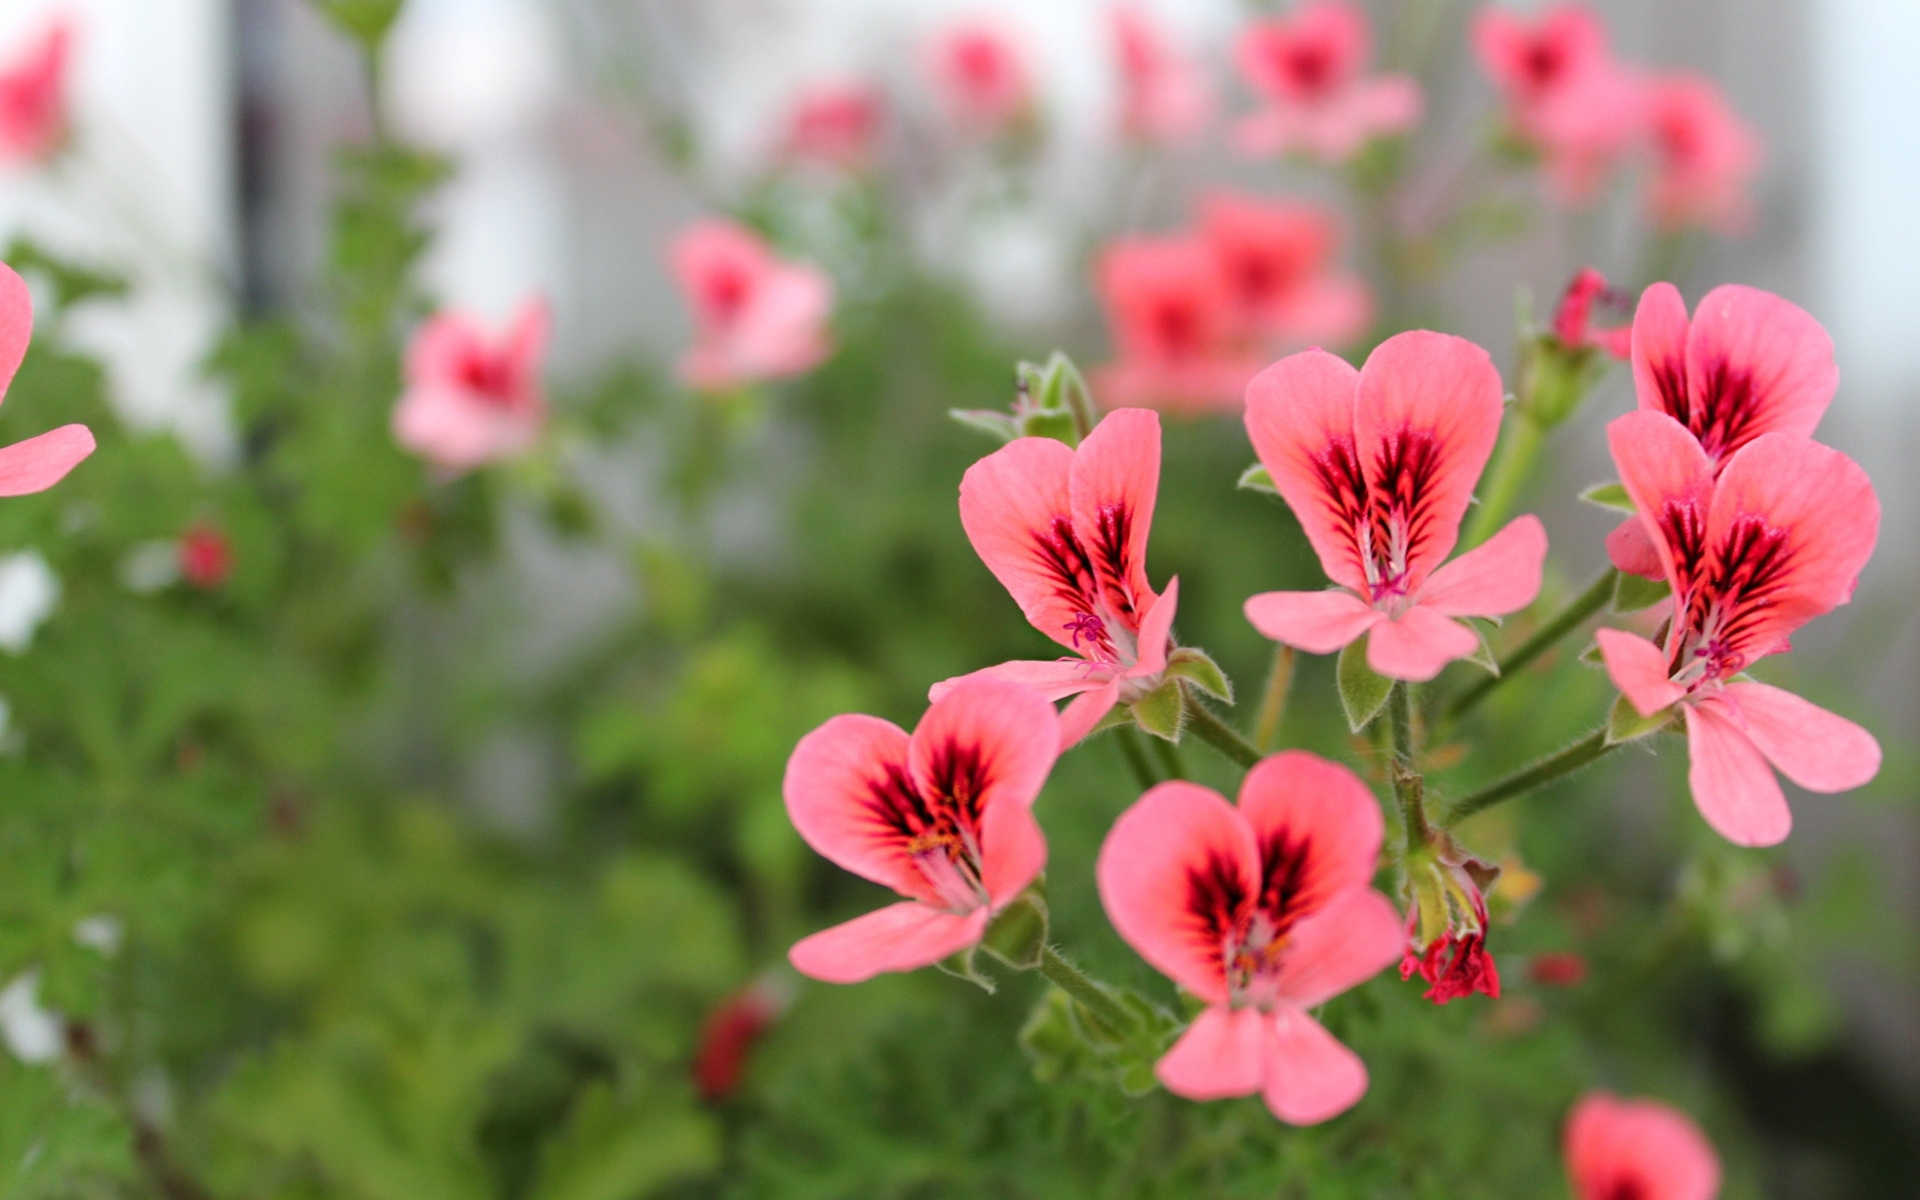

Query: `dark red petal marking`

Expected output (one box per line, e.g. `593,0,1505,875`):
1182,851,1252,983
862,739,995,870
1680,513,1794,676
1085,500,1143,629
1602,1180,1650,1200
1029,514,1105,625
1307,434,1372,586
1681,357,1762,462
1254,831,1314,932
1365,426,1444,594
1652,495,1711,601
1648,357,1690,430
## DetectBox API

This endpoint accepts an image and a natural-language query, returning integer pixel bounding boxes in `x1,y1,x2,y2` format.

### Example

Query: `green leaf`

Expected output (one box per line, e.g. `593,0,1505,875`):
1129,679,1185,741
526,1084,720,1200
1017,409,1079,445
1579,482,1635,513
1337,637,1393,732
1612,570,1671,613
1237,463,1277,495
1165,646,1232,701
949,408,1020,443
980,889,1048,970
1578,639,1606,666
1606,693,1674,745
311,0,404,47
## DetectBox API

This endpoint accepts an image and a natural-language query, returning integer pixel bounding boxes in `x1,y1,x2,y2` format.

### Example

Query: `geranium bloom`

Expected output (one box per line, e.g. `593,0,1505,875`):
1552,267,1631,359
1644,74,1762,233
671,218,833,393
0,19,70,164
1566,1092,1721,1200
937,408,1176,748
926,19,1032,134
1092,237,1262,413
0,264,94,496
1097,751,1403,1125
784,679,1058,983
1199,190,1371,351
1607,283,1836,577
392,299,549,473
1242,332,1548,681
1111,6,1212,145
782,80,883,171
1232,0,1422,163
1400,840,1501,1004
1599,411,1880,847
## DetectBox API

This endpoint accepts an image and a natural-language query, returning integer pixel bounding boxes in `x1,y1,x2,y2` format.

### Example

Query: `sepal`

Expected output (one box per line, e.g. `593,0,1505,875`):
1237,463,1277,495
1605,693,1676,745
1018,985,1181,1098
1129,679,1185,741
1165,647,1232,702
948,408,1020,444
980,885,1049,970
1337,637,1393,732
1612,571,1671,613
1463,620,1500,677
935,945,998,993
1578,482,1634,513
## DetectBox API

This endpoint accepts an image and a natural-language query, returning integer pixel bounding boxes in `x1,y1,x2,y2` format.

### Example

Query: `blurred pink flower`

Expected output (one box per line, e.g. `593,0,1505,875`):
1232,0,1421,163
936,408,1175,749
1092,236,1262,413
1198,190,1370,350
0,18,70,165
1242,333,1546,681
926,19,1033,133
1566,1092,1721,1200
393,299,549,473
671,218,833,393
1097,752,1402,1125
1600,413,1880,846
0,264,94,496
1643,74,1762,232
692,976,791,1102
178,524,233,591
783,679,1058,984
783,80,883,172
1111,5,1213,145
1552,267,1631,358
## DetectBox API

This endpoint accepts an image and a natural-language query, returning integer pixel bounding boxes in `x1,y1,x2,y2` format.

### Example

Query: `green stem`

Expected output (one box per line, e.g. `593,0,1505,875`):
1253,645,1295,753
1448,567,1619,720
1463,415,1544,548
1149,736,1188,781
1184,700,1262,770
1037,945,1138,1038
1445,727,1619,822
1113,727,1160,792
1388,683,1430,852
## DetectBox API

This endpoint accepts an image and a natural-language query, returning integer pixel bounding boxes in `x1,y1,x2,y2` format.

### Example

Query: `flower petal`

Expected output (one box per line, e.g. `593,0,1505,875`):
1683,698,1791,847
1096,781,1259,1005
1236,750,1385,914
1132,576,1178,677
978,797,1048,908
1155,1005,1268,1101
788,903,989,984
0,425,95,496
1243,589,1381,654
1566,1092,1722,1200
1595,628,1686,717
928,660,1105,705
0,264,30,397
1057,679,1123,750
1681,284,1836,460
908,678,1060,816
1724,681,1880,794
1416,514,1546,617
1364,605,1478,681
1242,348,1368,593
1606,410,1715,597
1070,408,1161,630
783,713,926,899
1630,282,1692,430
1274,888,1403,1009
1605,514,1665,579
1261,1006,1369,1125
959,435,1091,652
1354,330,1504,593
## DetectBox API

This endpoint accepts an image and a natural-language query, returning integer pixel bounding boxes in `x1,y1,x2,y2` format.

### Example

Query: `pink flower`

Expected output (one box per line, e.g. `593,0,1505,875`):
1400,842,1501,1004
1111,5,1213,145
1607,283,1836,578
1232,0,1422,163
1643,73,1762,233
782,81,883,172
1242,332,1548,681
1092,236,1263,413
926,19,1032,134
0,264,94,496
671,218,833,393
178,524,232,590
1599,412,1880,847
393,299,549,473
1096,751,1403,1125
937,409,1176,748
784,679,1059,984
1199,190,1371,351
1552,267,1631,359
0,19,70,165
1566,1092,1721,1200
1472,5,1645,204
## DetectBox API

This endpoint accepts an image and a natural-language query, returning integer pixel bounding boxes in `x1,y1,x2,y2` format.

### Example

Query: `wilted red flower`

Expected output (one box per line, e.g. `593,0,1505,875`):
178,524,232,590
1552,268,1631,359
693,978,791,1102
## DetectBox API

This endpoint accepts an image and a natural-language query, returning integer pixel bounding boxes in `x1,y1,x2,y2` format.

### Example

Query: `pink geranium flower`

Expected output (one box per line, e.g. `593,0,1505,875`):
1566,1092,1721,1200
0,19,70,165
1232,0,1422,163
1242,332,1548,681
1552,267,1632,359
926,19,1032,134
1599,411,1880,847
671,218,833,393
393,299,549,473
1607,283,1835,577
937,409,1176,748
784,679,1059,984
1097,751,1403,1125
1644,73,1762,233
0,263,94,496
1199,190,1371,351
1111,5,1213,145
783,81,883,172
1092,236,1263,413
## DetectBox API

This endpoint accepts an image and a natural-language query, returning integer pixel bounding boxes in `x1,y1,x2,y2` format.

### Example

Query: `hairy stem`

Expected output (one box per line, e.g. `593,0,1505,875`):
1184,699,1263,769
1253,645,1295,753
1037,945,1138,1038
1448,567,1620,720
1445,727,1619,822
1388,683,1430,852
1113,727,1160,792
1149,736,1188,781
1464,415,1544,549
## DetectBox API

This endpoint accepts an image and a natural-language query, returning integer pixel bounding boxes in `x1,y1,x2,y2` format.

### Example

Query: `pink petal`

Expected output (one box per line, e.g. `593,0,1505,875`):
1155,1005,1268,1101
783,713,927,900
1057,679,1123,750
392,385,542,472
1683,698,1791,847
1130,577,1178,677
1681,284,1836,459
1606,410,1714,594
928,660,1104,705
1352,74,1423,137
1595,628,1686,717
1236,750,1384,908
1566,1092,1722,1200
0,263,30,397
504,297,552,384
0,425,94,496
907,678,1060,816
1273,888,1403,1009
405,311,487,388
1096,781,1259,1005
1364,605,1478,682
977,797,1048,908
1244,589,1381,655
959,434,1087,652
1416,514,1546,617
1267,273,1373,349
730,263,833,380
1354,330,1504,593
1630,282,1692,428
788,902,990,984
1724,681,1880,794
1605,515,1665,579
1261,1006,1369,1125
1242,348,1368,593
1070,408,1161,628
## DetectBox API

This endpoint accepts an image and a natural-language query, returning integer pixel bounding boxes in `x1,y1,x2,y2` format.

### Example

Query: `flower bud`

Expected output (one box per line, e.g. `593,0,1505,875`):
692,974,793,1102
1400,836,1502,1004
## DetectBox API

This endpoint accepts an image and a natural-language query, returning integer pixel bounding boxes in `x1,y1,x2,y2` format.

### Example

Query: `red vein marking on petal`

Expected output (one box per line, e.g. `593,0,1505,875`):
1685,357,1762,463
1363,426,1444,603
1085,500,1143,629
1184,850,1253,990
864,741,999,912
1307,434,1372,589
1675,513,1794,680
